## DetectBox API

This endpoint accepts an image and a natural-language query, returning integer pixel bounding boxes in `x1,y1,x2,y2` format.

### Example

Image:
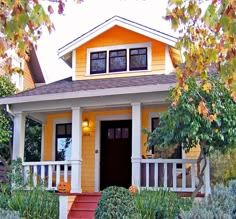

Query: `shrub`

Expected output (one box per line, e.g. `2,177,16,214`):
210,148,236,185
8,188,59,219
0,209,20,219
179,180,236,218
133,188,192,219
95,186,141,219
2,158,59,219
0,183,11,209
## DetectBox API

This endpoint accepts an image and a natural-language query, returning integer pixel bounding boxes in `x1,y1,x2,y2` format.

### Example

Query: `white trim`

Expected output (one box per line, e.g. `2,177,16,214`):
58,16,177,57
165,45,174,74
52,118,72,161
59,196,68,219
41,124,45,161
0,83,174,105
94,114,132,192
86,42,152,76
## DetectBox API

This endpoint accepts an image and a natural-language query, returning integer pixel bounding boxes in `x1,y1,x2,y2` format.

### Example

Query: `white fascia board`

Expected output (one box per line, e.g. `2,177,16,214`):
0,83,175,105
58,17,177,58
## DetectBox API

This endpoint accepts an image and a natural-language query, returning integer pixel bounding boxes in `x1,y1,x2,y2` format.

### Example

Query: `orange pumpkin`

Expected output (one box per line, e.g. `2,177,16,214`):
129,185,138,195
57,182,71,193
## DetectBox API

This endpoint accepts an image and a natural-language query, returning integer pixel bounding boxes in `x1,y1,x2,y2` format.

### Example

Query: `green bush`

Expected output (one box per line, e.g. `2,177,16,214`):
133,188,192,219
0,183,11,209
95,186,141,219
1,158,59,219
210,148,236,185
180,180,236,218
8,187,59,219
0,209,20,219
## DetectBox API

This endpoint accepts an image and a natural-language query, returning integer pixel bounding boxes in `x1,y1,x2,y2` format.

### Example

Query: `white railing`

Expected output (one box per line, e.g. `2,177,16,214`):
141,159,199,192
22,161,72,190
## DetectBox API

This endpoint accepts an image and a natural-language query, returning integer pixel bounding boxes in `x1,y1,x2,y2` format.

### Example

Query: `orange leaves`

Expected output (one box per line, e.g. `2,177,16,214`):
198,101,217,122
198,101,209,118
203,82,212,93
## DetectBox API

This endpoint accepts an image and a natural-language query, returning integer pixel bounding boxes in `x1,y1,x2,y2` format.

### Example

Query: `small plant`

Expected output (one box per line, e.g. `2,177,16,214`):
179,180,236,218
133,188,192,219
0,209,20,219
0,183,11,209
95,186,141,219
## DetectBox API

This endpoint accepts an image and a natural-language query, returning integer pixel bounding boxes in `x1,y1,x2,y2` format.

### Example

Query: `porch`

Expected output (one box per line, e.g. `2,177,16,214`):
22,158,211,194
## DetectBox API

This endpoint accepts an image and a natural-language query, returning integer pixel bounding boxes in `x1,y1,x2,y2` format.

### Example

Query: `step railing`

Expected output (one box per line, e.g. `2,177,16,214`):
140,159,200,192
22,161,72,190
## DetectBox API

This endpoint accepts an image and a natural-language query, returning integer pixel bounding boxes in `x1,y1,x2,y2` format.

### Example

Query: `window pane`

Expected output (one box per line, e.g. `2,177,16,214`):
115,128,121,139
122,128,129,139
109,49,127,72
90,51,106,74
152,117,160,131
56,137,72,161
66,124,72,135
57,124,65,135
108,128,114,139
130,48,147,71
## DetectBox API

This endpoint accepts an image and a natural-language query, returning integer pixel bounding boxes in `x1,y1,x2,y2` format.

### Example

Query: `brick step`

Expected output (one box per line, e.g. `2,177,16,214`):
68,193,101,219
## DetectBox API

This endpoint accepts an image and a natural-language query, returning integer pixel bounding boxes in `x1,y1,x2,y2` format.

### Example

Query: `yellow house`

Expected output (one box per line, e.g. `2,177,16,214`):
0,16,210,218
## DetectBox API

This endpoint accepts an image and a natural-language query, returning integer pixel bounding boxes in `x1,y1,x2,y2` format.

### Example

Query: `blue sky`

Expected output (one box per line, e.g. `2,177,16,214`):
37,0,176,83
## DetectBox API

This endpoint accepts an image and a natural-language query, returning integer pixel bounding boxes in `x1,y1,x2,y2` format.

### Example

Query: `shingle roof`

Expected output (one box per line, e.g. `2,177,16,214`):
10,74,177,98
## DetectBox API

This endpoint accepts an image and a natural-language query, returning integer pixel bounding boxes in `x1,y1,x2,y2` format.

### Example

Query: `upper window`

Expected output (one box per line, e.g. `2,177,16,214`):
87,43,151,75
90,51,107,74
56,123,72,161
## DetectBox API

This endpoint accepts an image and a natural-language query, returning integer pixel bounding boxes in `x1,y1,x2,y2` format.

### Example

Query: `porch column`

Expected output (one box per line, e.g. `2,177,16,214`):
131,102,142,187
71,107,82,193
12,112,26,160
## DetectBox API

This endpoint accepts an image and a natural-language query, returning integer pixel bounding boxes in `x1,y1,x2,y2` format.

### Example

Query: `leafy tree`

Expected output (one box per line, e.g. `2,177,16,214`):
165,0,236,93
145,76,236,199
24,118,41,162
0,75,16,168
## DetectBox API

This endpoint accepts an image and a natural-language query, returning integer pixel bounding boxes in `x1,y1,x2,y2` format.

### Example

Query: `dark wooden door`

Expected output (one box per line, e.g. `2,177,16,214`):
100,120,132,190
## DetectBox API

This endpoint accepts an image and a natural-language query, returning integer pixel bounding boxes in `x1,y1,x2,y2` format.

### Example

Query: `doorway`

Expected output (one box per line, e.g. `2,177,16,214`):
100,120,132,190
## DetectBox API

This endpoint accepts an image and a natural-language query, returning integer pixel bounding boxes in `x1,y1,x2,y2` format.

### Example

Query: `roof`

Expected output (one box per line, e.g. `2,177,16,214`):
27,47,45,84
58,16,178,59
0,74,177,104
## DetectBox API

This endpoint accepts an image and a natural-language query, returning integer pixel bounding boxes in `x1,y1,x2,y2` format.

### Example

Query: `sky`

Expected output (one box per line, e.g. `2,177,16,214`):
37,0,176,83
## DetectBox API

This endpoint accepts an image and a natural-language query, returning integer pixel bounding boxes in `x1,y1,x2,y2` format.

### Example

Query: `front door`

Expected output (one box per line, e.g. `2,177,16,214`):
100,120,132,190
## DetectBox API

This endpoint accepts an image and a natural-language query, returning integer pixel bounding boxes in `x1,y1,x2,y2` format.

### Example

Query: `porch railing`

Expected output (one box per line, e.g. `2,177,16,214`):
140,159,201,192
22,161,72,190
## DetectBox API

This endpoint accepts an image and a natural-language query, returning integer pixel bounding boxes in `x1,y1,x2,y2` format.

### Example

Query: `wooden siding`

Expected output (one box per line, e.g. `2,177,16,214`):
75,26,166,80
24,62,35,90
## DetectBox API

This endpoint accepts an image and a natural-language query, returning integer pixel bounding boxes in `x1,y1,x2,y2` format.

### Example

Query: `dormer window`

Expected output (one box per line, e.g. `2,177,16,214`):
87,42,151,75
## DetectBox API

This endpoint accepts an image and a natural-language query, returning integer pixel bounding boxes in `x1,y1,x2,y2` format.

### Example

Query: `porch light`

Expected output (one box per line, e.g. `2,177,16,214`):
82,119,89,128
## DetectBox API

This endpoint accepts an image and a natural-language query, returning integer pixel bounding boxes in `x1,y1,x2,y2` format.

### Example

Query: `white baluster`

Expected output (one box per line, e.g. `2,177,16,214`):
33,165,37,187
164,163,167,188
64,165,68,182
173,163,177,190
146,163,149,187
56,165,60,186
154,163,158,187
48,165,53,189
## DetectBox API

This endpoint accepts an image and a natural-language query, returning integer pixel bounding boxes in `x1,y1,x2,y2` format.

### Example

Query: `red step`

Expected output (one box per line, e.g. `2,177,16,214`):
68,192,101,219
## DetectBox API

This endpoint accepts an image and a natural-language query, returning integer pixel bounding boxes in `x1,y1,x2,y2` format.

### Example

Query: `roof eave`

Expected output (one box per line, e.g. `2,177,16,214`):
0,83,175,105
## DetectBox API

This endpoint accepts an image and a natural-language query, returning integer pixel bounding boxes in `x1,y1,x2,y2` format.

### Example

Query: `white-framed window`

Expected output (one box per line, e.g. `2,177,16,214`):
87,42,151,75
52,118,72,161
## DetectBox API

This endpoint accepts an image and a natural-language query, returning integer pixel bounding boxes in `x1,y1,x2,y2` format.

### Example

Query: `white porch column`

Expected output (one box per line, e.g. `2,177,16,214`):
12,113,26,160
71,107,82,193
131,102,142,187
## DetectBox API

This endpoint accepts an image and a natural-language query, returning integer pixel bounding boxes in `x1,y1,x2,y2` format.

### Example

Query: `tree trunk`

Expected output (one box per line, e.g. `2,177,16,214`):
191,144,207,200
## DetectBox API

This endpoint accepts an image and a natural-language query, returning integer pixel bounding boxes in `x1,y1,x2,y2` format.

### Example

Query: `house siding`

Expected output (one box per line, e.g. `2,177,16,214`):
24,62,35,90
75,26,166,80
43,108,200,192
